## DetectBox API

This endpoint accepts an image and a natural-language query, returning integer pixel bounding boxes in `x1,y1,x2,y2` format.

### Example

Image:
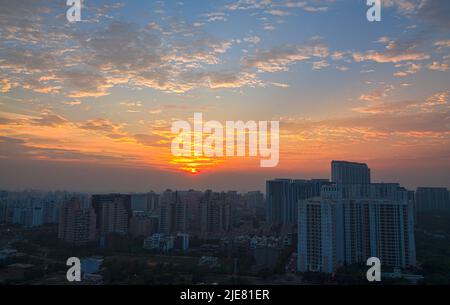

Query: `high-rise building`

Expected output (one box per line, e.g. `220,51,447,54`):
12,200,43,228
297,183,416,274
331,160,371,184
159,190,187,234
130,212,159,237
298,161,416,274
200,191,232,235
92,194,132,236
297,185,339,273
266,179,291,224
178,190,204,232
243,191,265,217
58,197,96,245
0,191,8,224
339,183,416,268
266,179,330,225
130,192,160,212
416,187,450,212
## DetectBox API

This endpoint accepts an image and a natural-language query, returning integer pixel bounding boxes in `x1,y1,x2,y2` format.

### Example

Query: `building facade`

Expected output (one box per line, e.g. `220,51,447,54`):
298,182,416,274
58,197,96,245
92,194,132,236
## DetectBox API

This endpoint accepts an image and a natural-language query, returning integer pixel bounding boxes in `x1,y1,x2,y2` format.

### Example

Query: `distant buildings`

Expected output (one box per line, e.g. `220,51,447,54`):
0,190,77,228
143,233,189,252
175,233,190,251
58,197,96,245
297,162,416,274
331,160,371,184
266,179,331,225
243,191,265,217
416,187,450,212
92,194,132,236
130,192,159,213
200,191,232,235
159,190,187,235
129,212,159,237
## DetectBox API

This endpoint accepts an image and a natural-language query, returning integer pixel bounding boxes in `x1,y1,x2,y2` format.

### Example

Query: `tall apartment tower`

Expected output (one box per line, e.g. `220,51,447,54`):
297,183,416,274
331,160,371,184
297,185,340,273
339,183,416,268
159,190,187,235
266,179,330,225
266,179,292,224
58,197,96,245
200,191,232,235
92,194,132,236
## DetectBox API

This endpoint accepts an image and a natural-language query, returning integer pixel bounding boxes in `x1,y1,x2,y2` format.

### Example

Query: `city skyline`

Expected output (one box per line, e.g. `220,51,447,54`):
1,0,450,192
1,159,449,285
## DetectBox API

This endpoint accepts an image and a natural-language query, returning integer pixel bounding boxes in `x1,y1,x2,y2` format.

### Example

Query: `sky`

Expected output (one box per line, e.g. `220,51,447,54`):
0,0,449,192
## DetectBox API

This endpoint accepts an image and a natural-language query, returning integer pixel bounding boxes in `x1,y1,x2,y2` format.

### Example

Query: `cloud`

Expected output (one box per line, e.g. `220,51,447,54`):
30,113,69,127
202,12,228,22
382,0,450,29
63,100,82,106
353,100,418,114
359,85,395,102
0,8,260,97
434,39,450,50
353,50,429,63
393,62,421,77
265,9,290,16
382,0,419,14
242,43,329,72
0,135,135,163
425,91,449,107
243,36,261,44
428,61,450,72
312,60,329,70
416,0,450,29
77,118,125,136
226,0,329,13
355,90,449,115
0,79,13,93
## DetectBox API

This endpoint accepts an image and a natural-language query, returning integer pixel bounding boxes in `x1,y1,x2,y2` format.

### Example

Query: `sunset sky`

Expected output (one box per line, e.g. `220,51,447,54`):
1,0,449,192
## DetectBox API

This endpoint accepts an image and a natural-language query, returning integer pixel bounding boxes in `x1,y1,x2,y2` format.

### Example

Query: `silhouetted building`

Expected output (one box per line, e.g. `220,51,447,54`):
331,160,371,184
266,179,330,224
159,190,187,234
92,194,132,236
58,197,96,245
130,213,159,237
130,192,159,212
200,191,232,235
416,187,450,212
